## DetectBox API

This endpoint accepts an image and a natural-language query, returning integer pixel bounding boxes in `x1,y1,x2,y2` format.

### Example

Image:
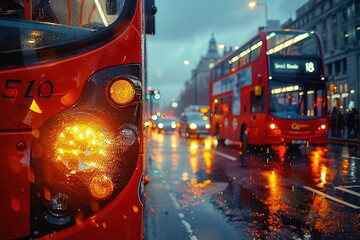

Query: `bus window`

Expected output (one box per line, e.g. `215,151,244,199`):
250,38,262,61
251,89,265,113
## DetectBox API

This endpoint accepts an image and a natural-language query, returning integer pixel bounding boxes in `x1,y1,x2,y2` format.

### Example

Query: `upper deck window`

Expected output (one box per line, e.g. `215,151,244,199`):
266,31,320,57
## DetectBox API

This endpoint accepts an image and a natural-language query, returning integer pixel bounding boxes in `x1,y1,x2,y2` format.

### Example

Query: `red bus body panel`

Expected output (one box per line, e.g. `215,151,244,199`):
0,1,144,239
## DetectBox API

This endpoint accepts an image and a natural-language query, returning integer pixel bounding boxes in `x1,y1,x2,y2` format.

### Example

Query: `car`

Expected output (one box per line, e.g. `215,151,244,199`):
155,118,177,134
178,112,210,138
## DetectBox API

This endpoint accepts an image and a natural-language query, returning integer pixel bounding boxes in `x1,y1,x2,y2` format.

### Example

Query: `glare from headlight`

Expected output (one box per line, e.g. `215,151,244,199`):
158,123,164,129
205,123,210,129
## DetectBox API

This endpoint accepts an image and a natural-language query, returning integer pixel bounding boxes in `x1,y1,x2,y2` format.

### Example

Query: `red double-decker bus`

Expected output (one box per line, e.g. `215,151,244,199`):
0,0,155,239
209,30,328,149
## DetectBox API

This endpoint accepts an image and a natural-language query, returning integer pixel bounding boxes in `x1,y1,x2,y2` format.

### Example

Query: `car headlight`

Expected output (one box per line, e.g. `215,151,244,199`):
205,123,210,129
158,123,164,129
189,123,197,129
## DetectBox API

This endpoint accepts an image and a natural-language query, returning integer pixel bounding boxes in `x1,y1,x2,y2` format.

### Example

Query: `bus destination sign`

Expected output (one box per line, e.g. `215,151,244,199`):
270,59,319,75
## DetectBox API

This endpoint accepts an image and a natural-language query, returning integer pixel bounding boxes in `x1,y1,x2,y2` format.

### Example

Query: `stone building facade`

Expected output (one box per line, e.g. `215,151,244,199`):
175,35,220,115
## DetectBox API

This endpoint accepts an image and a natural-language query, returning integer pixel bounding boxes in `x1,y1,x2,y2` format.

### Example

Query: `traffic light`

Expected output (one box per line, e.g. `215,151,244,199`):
153,89,161,100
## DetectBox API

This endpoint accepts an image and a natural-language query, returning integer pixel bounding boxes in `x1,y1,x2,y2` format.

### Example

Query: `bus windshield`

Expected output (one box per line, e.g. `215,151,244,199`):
0,0,128,51
266,31,320,56
269,79,326,120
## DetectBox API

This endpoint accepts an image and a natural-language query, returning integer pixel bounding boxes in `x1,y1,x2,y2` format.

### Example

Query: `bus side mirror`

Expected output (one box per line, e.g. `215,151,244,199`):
106,0,117,15
145,0,157,35
254,85,262,96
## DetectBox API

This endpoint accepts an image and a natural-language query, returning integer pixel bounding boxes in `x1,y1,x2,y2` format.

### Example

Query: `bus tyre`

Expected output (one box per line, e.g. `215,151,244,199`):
215,129,225,145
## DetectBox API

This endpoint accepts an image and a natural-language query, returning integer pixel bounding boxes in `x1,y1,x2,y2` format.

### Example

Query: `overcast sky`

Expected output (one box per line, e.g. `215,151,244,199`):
146,0,309,105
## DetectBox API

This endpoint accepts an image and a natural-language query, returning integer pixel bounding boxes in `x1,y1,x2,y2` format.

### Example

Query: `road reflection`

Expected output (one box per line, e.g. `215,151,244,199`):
145,131,360,239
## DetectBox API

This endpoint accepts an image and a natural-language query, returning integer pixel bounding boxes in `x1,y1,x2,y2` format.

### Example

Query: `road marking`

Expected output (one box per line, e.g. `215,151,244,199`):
167,185,198,240
303,186,360,209
335,186,360,197
211,150,237,161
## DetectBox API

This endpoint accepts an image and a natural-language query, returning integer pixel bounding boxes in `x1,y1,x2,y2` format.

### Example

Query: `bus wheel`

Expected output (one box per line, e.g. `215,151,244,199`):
241,127,248,151
215,128,225,145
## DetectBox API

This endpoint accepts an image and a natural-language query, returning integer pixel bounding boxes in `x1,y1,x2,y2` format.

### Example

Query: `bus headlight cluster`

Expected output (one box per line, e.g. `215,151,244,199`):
34,112,139,203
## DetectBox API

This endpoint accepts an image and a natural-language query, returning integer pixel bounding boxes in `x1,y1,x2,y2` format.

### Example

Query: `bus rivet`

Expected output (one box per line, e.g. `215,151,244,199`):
16,141,27,151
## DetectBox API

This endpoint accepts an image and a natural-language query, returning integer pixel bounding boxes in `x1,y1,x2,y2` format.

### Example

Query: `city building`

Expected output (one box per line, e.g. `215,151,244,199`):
282,0,360,112
175,34,220,115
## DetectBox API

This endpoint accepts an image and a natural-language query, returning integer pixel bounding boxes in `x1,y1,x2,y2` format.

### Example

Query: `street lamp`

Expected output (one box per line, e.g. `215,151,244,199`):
248,1,268,28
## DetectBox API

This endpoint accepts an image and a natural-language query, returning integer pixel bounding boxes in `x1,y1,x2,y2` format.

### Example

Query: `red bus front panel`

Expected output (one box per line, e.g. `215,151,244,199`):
0,0,145,239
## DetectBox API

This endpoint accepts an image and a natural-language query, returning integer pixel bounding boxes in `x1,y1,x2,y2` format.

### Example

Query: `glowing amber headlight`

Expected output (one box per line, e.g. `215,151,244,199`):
55,124,111,172
108,79,135,106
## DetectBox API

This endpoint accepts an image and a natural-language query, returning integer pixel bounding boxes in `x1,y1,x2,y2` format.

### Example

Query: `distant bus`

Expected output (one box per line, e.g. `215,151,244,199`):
209,30,328,148
0,0,155,239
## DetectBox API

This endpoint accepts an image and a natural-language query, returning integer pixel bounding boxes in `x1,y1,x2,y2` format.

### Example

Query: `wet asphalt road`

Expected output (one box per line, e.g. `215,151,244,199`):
144,130,360,240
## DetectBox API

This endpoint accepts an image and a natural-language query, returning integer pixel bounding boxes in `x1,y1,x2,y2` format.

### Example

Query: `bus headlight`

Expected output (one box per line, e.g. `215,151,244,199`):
158,123,164,129
32,111,139,204
269,123,276,129
205,123,210,129
54,123,111,172
319,124,326,130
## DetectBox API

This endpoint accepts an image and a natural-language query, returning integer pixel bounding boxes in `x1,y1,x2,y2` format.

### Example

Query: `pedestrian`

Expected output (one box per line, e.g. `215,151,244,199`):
336,110,344,137
330,107,338,137
346,107,358,139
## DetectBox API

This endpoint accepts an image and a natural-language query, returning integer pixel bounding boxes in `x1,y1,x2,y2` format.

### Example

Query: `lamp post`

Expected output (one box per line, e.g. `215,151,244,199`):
248,1,268,28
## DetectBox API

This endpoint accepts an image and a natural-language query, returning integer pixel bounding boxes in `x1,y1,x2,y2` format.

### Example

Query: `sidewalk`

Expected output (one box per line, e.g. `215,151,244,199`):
327,131,360,144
